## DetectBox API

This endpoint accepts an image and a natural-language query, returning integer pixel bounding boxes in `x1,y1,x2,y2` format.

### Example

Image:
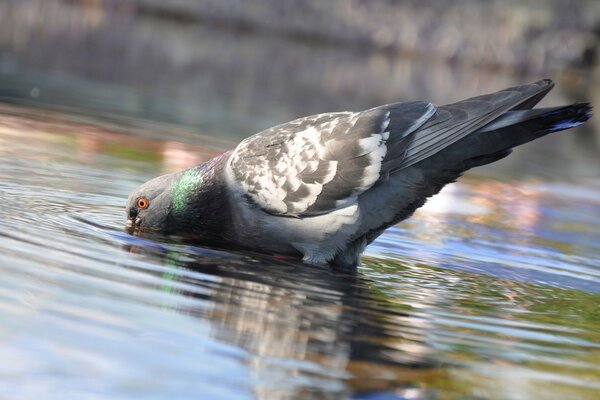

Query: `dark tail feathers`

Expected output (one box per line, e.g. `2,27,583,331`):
536,103,592,134
451,102,592,169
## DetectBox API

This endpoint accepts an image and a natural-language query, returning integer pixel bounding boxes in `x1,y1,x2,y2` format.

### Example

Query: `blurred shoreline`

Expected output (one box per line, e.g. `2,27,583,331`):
0,0,598,179
1,2,599,123
65,0,600,73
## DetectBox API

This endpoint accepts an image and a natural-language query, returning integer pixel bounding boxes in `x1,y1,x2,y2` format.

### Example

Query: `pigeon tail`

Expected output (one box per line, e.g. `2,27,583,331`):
538,103,593,134
487,102,592,150
440,102,593,171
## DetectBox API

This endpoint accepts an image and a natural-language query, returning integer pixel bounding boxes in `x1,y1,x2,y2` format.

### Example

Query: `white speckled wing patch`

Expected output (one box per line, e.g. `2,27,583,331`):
229,102,436,216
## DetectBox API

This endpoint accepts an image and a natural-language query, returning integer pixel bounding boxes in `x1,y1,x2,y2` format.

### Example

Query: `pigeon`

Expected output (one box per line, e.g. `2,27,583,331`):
126,79,592,268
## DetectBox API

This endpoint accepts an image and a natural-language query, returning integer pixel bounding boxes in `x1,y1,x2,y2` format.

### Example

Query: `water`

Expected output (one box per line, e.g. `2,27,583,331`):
1,97,600,400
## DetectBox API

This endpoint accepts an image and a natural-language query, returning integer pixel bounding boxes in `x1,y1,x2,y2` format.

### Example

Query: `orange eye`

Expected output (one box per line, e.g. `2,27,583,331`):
136,197,149,209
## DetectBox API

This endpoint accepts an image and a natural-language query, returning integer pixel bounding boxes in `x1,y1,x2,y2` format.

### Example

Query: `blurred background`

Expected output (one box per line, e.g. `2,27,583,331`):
1,2,600,400
1,0,599,177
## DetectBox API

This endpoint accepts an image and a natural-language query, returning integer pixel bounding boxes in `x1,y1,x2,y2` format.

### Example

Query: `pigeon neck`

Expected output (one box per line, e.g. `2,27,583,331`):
172,168,202,215
169,154,234,247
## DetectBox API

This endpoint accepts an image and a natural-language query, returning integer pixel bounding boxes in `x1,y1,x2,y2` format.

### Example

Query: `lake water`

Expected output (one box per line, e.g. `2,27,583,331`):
0,98,599,400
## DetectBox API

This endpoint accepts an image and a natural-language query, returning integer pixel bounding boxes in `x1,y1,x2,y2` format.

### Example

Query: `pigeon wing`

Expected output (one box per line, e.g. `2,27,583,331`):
384,79,555,171
228,102,436,217
227,79,554,217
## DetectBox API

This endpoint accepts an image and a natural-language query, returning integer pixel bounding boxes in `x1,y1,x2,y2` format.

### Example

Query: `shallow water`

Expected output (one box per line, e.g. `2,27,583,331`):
1,102,600,400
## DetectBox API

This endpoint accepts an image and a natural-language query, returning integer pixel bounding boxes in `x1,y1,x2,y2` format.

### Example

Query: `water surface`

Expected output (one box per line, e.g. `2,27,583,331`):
0,102,599,400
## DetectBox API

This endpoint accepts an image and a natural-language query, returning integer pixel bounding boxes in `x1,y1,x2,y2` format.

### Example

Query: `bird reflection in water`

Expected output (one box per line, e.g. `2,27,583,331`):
122,243,445,399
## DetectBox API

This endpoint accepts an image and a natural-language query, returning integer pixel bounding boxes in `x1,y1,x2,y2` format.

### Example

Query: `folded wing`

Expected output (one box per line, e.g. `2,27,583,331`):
228,79,554,217
228,102,435,216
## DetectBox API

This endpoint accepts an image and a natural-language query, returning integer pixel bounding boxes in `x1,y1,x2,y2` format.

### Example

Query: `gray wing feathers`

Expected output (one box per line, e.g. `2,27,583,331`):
307,102,435,213
385,79,554,170
229,102,435,216
511,79,554,110
229,79,553,217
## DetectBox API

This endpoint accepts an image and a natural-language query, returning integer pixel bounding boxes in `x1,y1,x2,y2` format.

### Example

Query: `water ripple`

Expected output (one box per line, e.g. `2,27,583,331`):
1,106,599,399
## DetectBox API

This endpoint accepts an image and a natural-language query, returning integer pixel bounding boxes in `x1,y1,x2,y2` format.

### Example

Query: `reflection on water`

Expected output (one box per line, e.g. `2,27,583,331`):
1,101,599,400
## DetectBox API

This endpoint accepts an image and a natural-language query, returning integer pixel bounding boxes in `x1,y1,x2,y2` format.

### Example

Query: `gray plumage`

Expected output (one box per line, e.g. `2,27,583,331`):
125,79,592,268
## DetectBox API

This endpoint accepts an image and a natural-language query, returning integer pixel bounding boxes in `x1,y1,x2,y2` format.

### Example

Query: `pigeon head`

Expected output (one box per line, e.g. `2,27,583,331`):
125,157,232,244
125,171,181,234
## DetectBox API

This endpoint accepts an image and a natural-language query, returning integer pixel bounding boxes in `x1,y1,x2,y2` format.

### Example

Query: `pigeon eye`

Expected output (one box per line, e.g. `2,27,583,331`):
136,197,149,209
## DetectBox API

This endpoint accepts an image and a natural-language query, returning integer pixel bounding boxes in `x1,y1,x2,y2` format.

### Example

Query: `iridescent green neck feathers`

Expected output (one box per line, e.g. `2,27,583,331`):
171,168,202,214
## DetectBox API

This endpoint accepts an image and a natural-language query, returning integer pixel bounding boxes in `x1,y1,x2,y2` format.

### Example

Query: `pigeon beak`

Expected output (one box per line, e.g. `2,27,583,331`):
125,218,134,233
125,217,142,234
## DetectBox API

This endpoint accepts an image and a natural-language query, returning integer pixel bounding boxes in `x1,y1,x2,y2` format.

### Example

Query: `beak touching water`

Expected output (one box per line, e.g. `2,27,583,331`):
125,217,141,234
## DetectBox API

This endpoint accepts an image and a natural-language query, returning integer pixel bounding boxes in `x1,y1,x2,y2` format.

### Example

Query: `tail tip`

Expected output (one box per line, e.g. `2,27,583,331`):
575,102,593,122
581,102,593,120
547,103,593,133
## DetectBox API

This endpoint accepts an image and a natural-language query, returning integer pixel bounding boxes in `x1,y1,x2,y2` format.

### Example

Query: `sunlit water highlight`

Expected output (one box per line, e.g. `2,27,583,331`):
0,104,599,400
